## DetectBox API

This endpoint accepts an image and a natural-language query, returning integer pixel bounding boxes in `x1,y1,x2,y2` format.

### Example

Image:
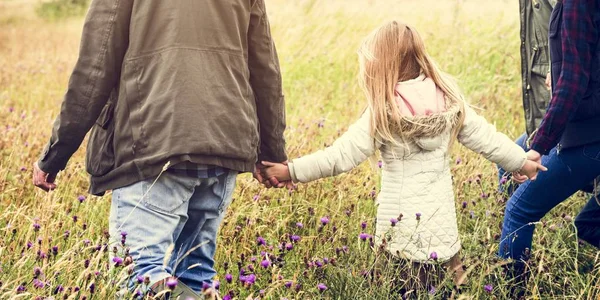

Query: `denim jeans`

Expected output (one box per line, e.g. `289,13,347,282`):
499,142,600,260
109,169,237,293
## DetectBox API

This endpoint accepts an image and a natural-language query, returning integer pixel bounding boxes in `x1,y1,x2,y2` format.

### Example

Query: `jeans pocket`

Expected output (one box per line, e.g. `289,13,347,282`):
217,171,238,214
583,144,600,161
141,172,197,214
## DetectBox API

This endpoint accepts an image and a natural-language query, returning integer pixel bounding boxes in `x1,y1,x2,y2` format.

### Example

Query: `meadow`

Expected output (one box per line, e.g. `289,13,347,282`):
0,0,599,299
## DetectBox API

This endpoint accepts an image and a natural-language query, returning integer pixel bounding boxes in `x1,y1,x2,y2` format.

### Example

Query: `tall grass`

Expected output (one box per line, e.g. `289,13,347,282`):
0,0,598,299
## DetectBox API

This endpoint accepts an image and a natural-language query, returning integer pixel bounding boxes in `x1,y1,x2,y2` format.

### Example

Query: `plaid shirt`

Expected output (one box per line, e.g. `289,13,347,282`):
531,0,598,155
168,162,227,178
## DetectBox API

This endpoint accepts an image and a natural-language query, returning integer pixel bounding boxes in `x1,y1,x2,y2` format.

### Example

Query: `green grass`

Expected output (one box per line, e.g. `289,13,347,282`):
0,0,598,299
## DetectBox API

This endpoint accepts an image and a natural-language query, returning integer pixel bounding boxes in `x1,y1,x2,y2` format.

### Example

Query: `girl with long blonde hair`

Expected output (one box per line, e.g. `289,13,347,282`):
263,20,545,291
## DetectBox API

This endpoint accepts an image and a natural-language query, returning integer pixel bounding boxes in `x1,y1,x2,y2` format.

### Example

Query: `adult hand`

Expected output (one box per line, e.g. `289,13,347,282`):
253,163,273,188
527,150,542,164
33,162,57,192
545,72,552,90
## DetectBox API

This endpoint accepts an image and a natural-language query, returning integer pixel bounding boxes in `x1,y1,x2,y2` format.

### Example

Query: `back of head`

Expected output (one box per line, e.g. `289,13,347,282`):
357,20,465,146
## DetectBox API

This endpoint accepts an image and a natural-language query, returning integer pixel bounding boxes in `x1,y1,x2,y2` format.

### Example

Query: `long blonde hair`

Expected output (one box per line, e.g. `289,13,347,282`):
358,20,465,145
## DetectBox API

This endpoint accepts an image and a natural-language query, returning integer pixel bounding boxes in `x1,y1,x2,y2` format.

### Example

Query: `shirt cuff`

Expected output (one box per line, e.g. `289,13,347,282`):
530,134,556,155
287,161,300,183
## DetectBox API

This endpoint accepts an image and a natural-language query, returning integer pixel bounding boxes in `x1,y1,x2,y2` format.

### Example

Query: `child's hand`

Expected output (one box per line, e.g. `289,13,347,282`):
513,159,548,183
261,161,292,182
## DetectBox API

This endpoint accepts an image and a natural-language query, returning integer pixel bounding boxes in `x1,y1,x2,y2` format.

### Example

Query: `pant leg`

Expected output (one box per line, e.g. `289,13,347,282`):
109,171,199,291
499,142,600,260
575,194,600,248
498,133,528,195
170,170,238,292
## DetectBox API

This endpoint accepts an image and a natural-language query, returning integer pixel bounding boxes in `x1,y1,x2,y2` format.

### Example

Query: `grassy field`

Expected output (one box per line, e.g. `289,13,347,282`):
0,0,599,299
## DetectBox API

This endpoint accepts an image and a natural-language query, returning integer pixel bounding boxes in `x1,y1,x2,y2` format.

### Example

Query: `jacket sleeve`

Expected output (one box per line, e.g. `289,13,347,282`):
458,106,527,172
248,0,287,163
288,111,382,183
38,0,133,174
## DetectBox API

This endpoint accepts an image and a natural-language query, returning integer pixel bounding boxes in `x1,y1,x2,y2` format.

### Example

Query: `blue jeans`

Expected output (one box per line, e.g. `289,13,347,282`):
109,169,237,293
499,142,600,260
498,133,529,195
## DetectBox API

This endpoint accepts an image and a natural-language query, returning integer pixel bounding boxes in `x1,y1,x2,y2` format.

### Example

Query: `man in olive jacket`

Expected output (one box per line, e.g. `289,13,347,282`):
32,0,286,297
498,0,554,191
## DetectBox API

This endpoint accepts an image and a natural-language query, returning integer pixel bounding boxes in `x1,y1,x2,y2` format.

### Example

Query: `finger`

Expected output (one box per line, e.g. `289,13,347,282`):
538,164,548,172
269,176,280,187
261,161,278,167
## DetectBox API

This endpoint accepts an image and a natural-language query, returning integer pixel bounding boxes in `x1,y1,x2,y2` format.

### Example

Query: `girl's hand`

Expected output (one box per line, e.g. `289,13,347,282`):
514,159,548,182
261,161,292,182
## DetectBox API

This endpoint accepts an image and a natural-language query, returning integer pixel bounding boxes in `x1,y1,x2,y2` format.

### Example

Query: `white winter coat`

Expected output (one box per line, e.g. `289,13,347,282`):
288,77,527,262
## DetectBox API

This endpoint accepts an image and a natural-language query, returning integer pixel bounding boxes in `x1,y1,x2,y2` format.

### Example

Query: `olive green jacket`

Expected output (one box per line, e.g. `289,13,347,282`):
520,0,555,134
38,0,287,195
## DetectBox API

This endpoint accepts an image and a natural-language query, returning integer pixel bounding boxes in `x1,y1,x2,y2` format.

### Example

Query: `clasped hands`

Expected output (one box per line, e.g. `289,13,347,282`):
512,150,548,184
253,161,294,189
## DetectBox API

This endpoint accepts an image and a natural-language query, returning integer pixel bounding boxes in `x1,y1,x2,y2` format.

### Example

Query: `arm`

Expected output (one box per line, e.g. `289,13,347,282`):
531,0,596,154
458,106,527,172
37,0,133,176
248,0,287,163
287,111,382,183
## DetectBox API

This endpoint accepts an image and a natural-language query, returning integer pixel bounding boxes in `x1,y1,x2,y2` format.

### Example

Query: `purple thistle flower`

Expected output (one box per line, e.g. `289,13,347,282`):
499,177,508,185
120,231,127,238
253,194,260,201
429,252,438,261
359,232,370,241
342,245,349,253
260,259,270,268
257,236,266,246
415,212,422,220
245,274,256,285
429,285,436,295
290,235,301,242
9,107,14,113
285,242,293,251
390,218,398,226
378,160,383,168
361,221,367,229
296,222,304,228
136,275,144,284
323,257,330,264
52,245,58,255
456,157,462,164
223,294,232,300
470,211,476,219
54,284,64,294
33,223,41,231
27,241,33,249
83,239,91,246
484,284,493,293
78,195,86,203
462,201,468,209
285,281,293,288
16,285,26,293
112,256,123,266
315,260,323,268
72,215,78,223
89,283,95,294
33,279,45,289
320,216,330,225
317,283,327,292
20,166,27,172
225,273,233,283
166,277,178,290
33,266,42,277
250,256,257,262
202,282,211,291
213,280,220,290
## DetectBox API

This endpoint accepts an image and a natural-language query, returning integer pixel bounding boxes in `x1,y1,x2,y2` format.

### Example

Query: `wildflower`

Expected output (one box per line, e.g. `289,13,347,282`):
462,201,468,209
416,213,421,220
257,236,266,246
470,211,476,219
315,260,323,268
223,293,232,300
253,194,260,201
136,275,144,284
202,282,211,291
296,222,304,228
359,233,370,241
390,218,398,226
89,283,95,294
33,223,41,231
484,284,493,293
378,160,383,168
285,242,293,251
20,166,27,172
225,273,233,283
83,239,91,246
260,259,270,268
456,157,462,164
342,245,349,253
54,284,64,294
429,285,436,295
33,266,42,277
52,246,58,255
323,257,330,264
112,256,123,266
78,195,86,203
166,277,178,290
317,283,327,292
72,215,78,223
285,281,293,288
480,193,489,199
27,241,33,249
290,235,301,242
213,280,220,290
250,256,257,262
16,285,26,293
84,259,90,268
320,216,330,225
33,279,45,289
361,221,367,229
499,177,507,185
429,252,438,261
120,231,128,238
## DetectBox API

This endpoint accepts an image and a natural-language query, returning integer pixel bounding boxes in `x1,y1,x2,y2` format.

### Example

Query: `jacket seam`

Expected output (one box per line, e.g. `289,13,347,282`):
126,47,244,62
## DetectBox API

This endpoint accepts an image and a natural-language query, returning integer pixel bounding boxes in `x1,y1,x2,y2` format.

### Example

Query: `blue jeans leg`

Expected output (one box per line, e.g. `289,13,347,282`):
499,142,600,260
169,171,237,291
497,133,528,195
109,170,237,294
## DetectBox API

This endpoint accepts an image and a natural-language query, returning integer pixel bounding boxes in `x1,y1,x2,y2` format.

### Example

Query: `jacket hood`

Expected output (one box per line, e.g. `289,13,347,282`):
390,75,463,141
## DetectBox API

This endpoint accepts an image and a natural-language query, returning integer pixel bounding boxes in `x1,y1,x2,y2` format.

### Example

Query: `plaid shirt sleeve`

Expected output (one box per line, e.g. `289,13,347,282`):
531,0,597,155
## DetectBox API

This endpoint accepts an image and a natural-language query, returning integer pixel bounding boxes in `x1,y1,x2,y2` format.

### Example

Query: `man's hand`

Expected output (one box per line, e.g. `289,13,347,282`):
253,162,289,188
512,150,545,184
33,162,57,192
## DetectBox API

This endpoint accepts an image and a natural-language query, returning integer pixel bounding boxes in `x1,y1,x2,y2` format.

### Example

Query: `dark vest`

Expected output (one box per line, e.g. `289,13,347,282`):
549,1,600,149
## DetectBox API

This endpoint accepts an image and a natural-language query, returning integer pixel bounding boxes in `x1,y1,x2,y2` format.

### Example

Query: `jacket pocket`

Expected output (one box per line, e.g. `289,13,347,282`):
86,98,116,177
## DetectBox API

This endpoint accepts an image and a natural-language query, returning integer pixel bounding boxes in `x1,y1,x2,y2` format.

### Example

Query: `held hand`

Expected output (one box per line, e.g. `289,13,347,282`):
515,159,548,182
545,72,552,90
526,149,542,164
33,162,57,192
253,163,273,188
261,161,292,182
